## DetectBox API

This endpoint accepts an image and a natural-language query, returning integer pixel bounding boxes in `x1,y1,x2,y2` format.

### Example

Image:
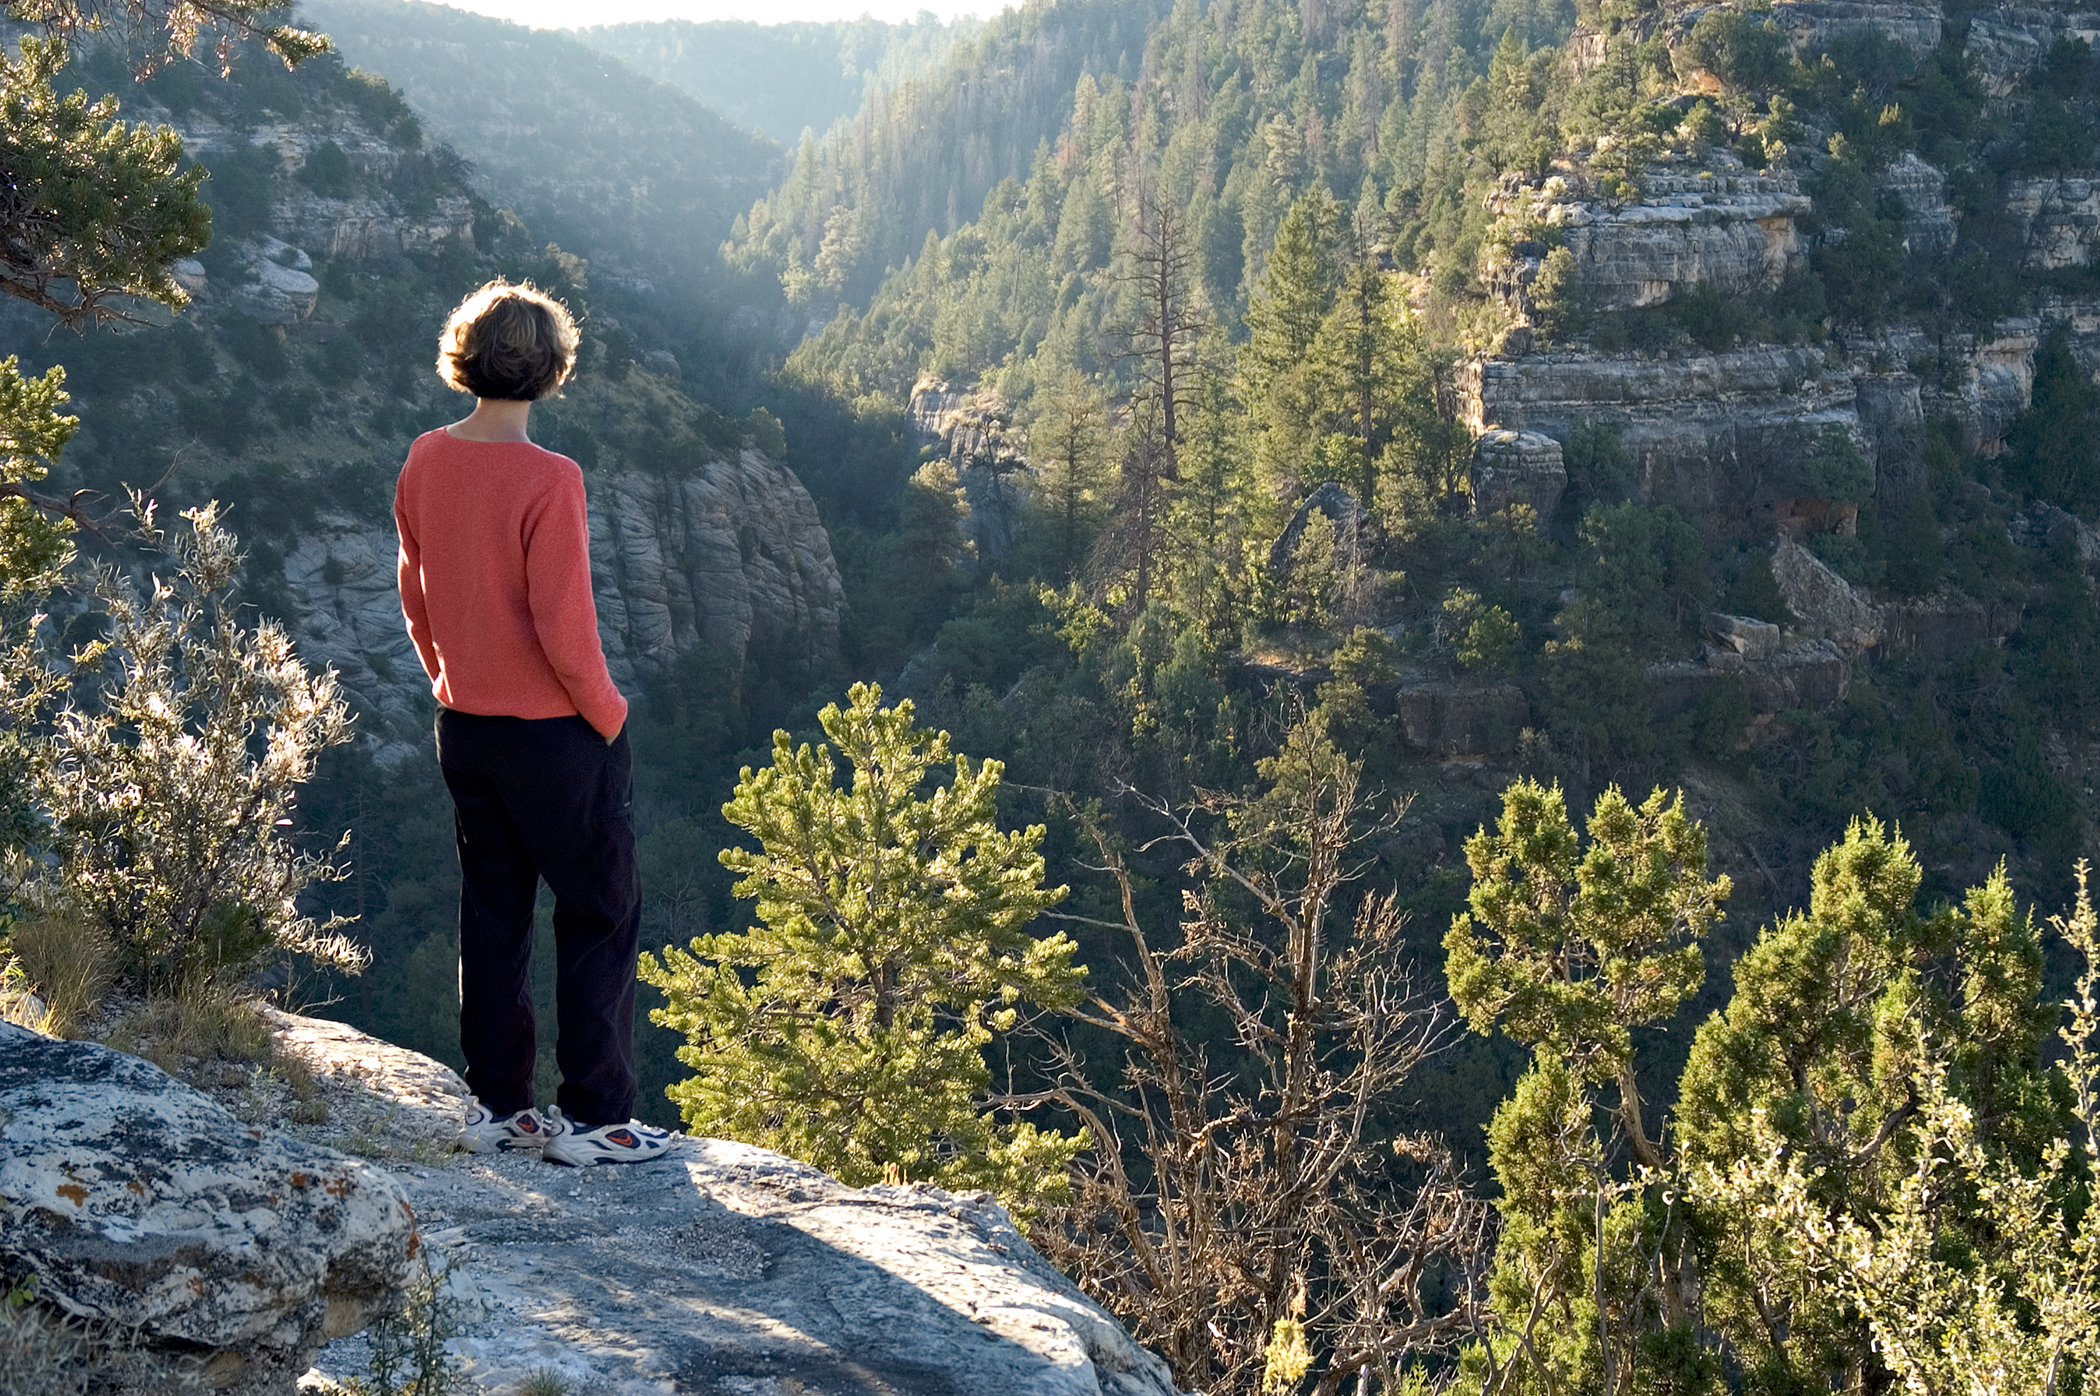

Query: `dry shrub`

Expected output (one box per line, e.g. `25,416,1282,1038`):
5,914,113,1037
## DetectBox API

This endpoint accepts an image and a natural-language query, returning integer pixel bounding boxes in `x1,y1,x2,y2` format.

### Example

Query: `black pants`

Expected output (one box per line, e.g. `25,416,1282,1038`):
436,709,639,1127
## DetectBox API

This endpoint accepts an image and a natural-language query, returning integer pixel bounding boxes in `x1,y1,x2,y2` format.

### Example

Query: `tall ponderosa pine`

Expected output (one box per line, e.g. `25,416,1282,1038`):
1309,195,1417,509
641,683,1085,1204
1028,366,1111,580
1242,186,1340,499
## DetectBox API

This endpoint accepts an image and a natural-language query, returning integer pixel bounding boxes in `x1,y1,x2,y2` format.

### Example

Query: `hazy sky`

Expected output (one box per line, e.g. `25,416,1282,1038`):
446,0,984,30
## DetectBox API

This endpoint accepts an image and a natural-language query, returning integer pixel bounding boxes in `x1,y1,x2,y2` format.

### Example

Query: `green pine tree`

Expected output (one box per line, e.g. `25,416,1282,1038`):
1446,779,1731,1395
641,682,1085,1204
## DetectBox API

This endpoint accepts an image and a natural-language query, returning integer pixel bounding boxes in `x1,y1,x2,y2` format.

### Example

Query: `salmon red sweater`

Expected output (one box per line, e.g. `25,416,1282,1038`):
394,429,628,739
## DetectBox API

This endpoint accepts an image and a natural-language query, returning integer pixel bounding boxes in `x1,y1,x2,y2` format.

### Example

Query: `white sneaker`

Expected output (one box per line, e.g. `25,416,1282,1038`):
459,1098,549,1153
542,1106,675,1166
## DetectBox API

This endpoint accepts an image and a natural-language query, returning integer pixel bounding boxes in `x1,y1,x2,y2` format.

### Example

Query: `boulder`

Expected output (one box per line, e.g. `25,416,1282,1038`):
1648,638,1849,718
233,257,320,325
1471,428,1566,524
1744,638,1850,710
1397,681,1529,757
2012,501,2100,570
1703,611,1784,662
1270,481,1371,572
0,1022,416,1394
1880,594,2025,658
1771,537,1883,648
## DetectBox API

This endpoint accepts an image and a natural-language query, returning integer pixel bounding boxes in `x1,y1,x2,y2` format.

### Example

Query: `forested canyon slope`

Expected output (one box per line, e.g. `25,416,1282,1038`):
14,0,2100,1388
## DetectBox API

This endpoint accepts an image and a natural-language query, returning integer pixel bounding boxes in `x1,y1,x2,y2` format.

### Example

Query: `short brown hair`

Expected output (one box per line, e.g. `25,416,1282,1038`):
435,280,579,400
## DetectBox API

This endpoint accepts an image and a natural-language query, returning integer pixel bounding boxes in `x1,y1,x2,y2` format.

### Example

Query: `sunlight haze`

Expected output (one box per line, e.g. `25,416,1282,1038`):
430,0,983,29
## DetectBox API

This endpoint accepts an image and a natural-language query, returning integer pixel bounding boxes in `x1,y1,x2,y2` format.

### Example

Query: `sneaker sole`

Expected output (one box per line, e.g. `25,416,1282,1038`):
543,1132,673,1167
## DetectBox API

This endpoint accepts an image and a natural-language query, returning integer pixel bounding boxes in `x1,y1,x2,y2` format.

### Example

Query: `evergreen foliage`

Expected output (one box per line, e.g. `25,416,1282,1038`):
640,683,1083,1203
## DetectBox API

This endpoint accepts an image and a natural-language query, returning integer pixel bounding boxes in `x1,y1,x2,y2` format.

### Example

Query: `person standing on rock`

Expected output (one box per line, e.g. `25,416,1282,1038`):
395,279,672,1167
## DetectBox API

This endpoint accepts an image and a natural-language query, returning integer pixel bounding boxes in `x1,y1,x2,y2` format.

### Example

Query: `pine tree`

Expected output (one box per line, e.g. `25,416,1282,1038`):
1309,193,1415,508
1243,186,1340,500
1446,780,1730,1393
641,683,1085,1203
1676,822,2062,1394
1116,181,1206,483
1027,366,1110,580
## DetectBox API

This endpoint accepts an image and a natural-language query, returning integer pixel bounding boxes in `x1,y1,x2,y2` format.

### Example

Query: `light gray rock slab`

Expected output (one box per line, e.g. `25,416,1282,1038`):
1540,172,1810,311
0,1022,417,1395
1966,7,2100,93
1704,611,1785,662
310,1138,1188,1396
1770,0,1943,57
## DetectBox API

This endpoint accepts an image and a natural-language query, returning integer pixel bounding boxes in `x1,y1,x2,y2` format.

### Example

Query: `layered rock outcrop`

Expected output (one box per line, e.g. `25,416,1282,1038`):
1461,345,1864,520
1471,429,1567,522
1529,167,1810,311
1769,0,1943,57
2007,174,2100,269
909,377,1031,561
163,112,479,269
0,1022,416,1395
285,450,843,747
1397,682,1530,758
1966,7,2100,94
1877,153,1957,255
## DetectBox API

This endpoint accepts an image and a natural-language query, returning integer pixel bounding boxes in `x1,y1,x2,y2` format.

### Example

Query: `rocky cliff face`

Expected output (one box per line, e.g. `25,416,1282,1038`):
1770,0,1944,55
2006,175,2100,269
1461,344,1864,520
1490,159,1810,313
300,0,781,286
908,377,1031,561
1548,168,1811,311
1965,7,2100,93
285,450,843,748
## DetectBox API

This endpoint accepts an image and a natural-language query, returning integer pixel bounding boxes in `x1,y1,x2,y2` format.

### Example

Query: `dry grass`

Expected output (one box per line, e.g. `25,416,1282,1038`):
100,979,274,1078
5,914,115,1038
0,1298,89,1396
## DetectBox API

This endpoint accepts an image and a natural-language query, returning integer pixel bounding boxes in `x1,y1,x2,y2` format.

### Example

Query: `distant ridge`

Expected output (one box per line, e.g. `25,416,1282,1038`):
572,14,979,147
300,0,781,284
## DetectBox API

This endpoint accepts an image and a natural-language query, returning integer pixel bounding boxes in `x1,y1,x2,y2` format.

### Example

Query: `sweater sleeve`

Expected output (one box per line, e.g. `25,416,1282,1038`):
522,466,629,740
394,473,441,684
